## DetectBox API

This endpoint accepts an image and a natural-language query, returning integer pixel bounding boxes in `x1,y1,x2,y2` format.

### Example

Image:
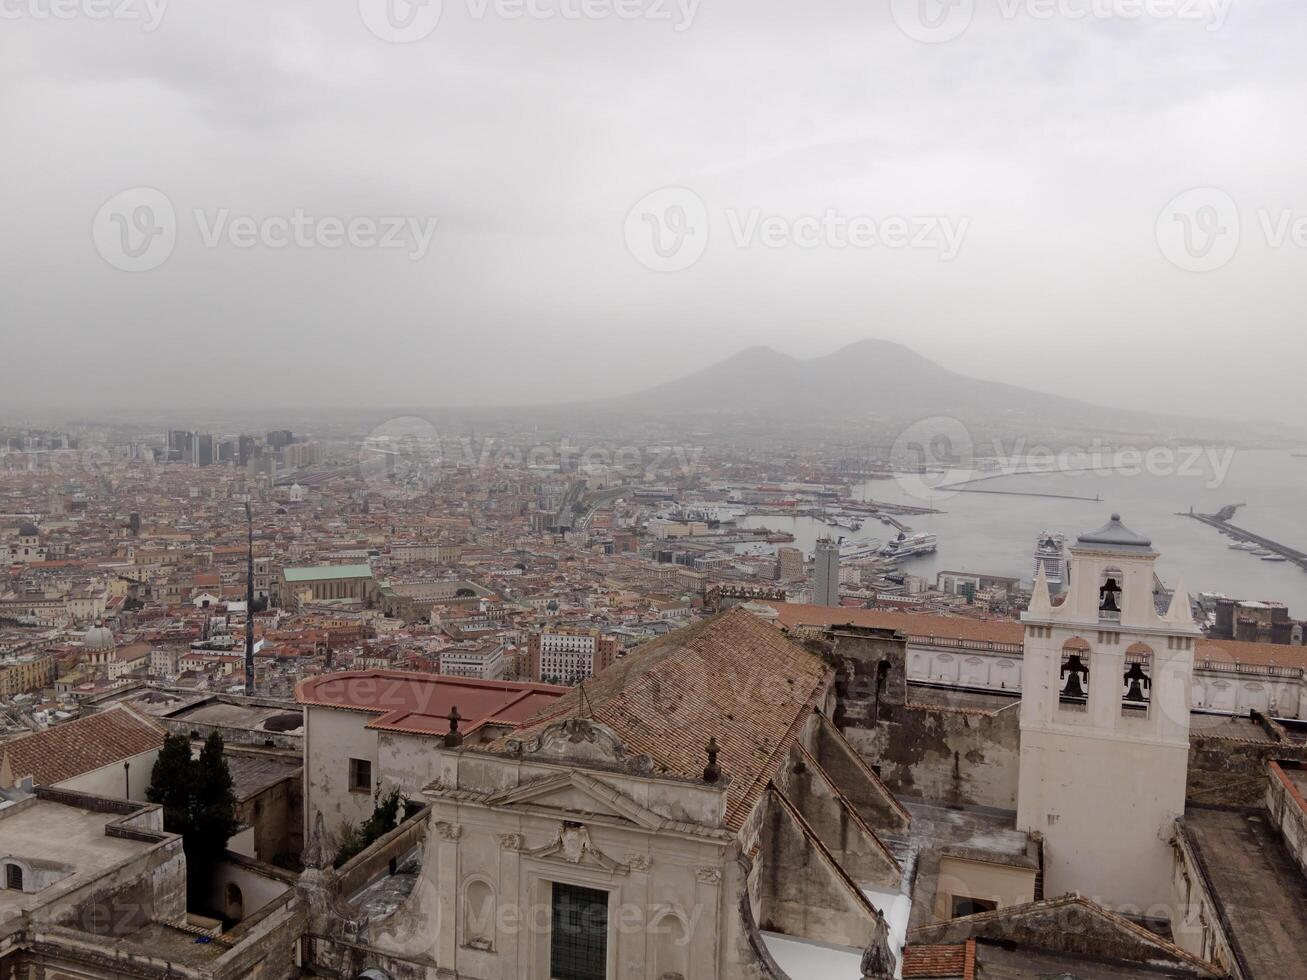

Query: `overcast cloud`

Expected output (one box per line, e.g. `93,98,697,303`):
1,0,1304,422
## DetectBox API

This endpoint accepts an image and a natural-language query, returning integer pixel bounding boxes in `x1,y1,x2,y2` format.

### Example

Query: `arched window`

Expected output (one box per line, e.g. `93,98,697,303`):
224,882,244,921
5,862,25,891
463,878,497,951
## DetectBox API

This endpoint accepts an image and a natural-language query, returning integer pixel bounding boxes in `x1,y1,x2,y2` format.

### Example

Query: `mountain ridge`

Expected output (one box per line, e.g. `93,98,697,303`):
594,338,1092,420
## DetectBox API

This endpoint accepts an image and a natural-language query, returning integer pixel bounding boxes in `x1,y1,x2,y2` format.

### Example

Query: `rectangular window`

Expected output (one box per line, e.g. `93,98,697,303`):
550,883,608,980
348,758,372,793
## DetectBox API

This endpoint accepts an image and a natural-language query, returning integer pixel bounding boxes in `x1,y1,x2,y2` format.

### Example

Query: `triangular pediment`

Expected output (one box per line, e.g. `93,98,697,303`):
486,770,668,831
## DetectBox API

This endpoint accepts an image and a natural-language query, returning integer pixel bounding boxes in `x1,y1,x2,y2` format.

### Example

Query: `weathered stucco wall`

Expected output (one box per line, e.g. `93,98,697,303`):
843,702,1021,810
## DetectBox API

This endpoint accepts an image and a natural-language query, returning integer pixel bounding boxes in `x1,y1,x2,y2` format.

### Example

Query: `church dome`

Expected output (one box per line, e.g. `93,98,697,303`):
83,622,116,650
17,522,38,538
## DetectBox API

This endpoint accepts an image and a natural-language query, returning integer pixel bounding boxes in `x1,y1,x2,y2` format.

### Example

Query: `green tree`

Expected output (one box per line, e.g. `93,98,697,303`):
333,787,410,868
191,732,240,864
146,731,240,905
146,732,195,832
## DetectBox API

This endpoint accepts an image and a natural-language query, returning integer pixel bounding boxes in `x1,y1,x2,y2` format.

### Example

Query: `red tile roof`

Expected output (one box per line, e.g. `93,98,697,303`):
295,669,566,737
0,705,166,786
500,608,833,830
902,944,967,977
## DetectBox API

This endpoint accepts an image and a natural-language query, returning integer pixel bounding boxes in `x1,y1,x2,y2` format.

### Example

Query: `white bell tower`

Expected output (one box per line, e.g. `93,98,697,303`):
1017,515,1200,912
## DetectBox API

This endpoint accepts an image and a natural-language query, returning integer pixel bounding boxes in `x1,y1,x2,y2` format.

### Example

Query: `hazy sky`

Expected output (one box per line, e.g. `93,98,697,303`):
2,0,1305,422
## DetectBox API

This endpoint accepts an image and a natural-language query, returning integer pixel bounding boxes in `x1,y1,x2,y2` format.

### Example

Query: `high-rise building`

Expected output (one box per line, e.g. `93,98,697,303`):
196,433,214,467
814,536,840,606
166,429,191,462
776,545,804,582
267,429,294,450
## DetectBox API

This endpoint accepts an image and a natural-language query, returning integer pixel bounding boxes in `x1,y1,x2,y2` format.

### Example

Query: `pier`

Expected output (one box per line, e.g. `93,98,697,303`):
944,487,1103,502
1182,510,1307,571
936,468,1103,502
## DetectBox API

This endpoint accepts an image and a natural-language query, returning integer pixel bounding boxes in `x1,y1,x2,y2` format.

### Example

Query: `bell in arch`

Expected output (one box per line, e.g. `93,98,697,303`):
1099,577,1122,614
1123,662,1151,702
1060,654,1089,699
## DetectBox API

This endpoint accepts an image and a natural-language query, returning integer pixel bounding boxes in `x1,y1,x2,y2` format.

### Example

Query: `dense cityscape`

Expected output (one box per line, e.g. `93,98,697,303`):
2,405,1306,978
5,0,1307,976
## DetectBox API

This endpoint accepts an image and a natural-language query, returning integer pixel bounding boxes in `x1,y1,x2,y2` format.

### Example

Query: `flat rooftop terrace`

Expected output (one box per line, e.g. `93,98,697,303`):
0,799,155,916
1183,805,1307,979
171,699,304,734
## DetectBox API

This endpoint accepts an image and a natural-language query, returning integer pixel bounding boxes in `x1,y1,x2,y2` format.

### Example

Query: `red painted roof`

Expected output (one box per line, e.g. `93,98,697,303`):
295,669,566,737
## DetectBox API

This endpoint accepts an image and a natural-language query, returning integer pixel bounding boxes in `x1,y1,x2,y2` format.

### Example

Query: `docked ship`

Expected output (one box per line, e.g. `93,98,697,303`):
838,536,885,561
880,531,938,559
1033,531,1068,593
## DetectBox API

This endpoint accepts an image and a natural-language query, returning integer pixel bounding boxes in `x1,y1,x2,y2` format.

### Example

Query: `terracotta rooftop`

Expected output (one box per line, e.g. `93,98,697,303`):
295,669,566,737
499,607,833,830
0,705,166,786
902,943,970,978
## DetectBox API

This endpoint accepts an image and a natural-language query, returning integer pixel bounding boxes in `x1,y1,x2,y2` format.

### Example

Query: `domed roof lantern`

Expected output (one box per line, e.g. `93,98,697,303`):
1075,513,1156,555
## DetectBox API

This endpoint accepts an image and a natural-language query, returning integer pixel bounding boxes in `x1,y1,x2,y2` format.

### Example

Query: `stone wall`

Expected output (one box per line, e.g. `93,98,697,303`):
843,702,1022,810
1267,761,1307,880
1187,722,1307,806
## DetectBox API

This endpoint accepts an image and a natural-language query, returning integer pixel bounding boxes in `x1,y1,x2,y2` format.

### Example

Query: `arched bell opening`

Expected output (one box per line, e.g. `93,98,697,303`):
1098,567,1124,622
1122,642,1154,718
1059,638,1091,711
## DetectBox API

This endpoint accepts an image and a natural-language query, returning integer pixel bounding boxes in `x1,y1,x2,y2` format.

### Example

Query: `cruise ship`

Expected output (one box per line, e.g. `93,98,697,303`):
838,536,885,561
1033,531,1067,593
880,531,938,560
